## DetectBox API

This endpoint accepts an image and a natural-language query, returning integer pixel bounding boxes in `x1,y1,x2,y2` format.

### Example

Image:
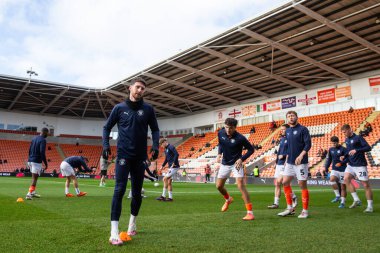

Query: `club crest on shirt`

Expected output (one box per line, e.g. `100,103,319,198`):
293,130,298,135
137,110,144,116
331,150,335,154
337,150,341,154
350,140,354,143
284,140,287,143
230,139,235,143
119,159,126,165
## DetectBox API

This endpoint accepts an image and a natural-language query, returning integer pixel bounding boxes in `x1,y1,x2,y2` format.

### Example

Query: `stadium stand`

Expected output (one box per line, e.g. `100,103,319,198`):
1,108,380,179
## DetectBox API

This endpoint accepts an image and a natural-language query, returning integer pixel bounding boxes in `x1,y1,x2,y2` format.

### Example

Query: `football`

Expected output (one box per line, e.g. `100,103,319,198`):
119,231,132,242
154,182,159,187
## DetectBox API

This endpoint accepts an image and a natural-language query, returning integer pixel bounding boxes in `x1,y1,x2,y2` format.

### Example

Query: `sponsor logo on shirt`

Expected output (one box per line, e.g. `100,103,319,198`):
123,112,129,115
137,110,144,116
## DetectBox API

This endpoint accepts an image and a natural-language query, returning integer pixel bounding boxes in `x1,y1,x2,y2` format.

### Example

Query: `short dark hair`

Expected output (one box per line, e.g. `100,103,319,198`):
41,128,49,133
286,111,298,117
330,136,339,143
81,156,89,162
130,77,147,87
341,124,351,131
225,118,238,127
281,123,290,128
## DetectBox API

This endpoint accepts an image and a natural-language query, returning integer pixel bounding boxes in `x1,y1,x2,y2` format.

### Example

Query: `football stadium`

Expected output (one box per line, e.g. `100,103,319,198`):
1,0,380,252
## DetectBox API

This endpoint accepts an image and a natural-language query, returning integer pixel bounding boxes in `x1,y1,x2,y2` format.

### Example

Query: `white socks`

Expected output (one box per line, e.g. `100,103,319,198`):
274,197,279,205
351,192,360,202
128,215,137,232
368,200,373,208
65,187,69,194
168,191,173,199
333,190,340,197
341,197,346,204
75,188,80,195
111,221,119,239
162,188,167,197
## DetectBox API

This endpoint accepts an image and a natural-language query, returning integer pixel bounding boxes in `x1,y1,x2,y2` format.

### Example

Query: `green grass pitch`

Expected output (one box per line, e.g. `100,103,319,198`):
1,177,379,253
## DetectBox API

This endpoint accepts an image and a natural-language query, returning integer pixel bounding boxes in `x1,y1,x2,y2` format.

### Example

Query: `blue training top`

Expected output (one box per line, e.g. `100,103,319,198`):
276,136,288,166
103,99,160,160
344,133,371,167
285,123,311,165
162,144,180,168
324,145,347,172
218,129,254,166
64,156,90,172
28,135,47,165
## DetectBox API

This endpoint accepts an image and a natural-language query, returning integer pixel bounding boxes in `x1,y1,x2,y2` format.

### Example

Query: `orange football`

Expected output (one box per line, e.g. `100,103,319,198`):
119,231,132,242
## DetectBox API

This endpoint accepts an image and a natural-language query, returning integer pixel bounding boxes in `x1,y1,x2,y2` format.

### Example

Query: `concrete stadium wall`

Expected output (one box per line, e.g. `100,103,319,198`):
0,111,107,136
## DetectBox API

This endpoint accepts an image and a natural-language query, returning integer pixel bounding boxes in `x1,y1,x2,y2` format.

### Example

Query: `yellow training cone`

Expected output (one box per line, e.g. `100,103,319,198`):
16,197,24,203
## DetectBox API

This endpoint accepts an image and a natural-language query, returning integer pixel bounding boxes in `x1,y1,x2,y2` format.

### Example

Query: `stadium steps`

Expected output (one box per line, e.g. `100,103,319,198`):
55,145,67,160
259,127,281,146
356,111,380,134
310,158,326,174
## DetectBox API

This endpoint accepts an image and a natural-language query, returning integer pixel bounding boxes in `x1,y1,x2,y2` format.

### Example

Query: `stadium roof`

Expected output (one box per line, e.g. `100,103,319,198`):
1,0,379,119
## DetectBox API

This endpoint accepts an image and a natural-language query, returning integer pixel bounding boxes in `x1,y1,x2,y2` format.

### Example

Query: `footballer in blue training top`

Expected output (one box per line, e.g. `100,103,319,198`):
215,118,255,221
103,77,160,245
278,111,311,219
340,124,373,212
324,136,350,208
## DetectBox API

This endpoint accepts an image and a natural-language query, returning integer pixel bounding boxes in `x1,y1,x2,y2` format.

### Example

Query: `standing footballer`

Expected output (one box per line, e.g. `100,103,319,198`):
216,118,255,220
25,128,49,200
103,77,160,245
278,111,311,218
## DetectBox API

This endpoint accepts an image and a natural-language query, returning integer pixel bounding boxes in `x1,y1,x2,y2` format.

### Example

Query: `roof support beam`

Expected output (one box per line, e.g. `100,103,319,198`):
143,72,238,104
103,92,173,116
239,28,349,79
200,46,307,90
58,91,89,115
8,81,30,110
95,92,107,119
293,3,380,55
146,87,212,109
40,88,68,114
82,97,90,118
167,60,270,97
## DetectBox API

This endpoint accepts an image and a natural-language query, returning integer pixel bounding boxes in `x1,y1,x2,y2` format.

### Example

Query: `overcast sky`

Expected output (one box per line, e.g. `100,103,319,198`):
0,0,287,88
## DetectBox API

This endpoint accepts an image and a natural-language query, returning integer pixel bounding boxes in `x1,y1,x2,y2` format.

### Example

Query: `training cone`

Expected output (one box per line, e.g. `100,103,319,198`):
16,198,24,203
119,231,132,242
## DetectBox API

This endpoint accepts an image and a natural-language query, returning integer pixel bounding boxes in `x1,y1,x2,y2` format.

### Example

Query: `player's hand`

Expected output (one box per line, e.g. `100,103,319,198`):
278,155,284,160
339,156,345,161
349,150,357,156
102,147,111,159
150,148,159,160
295,155,303,165
336,162,341,167
235,159,243,170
